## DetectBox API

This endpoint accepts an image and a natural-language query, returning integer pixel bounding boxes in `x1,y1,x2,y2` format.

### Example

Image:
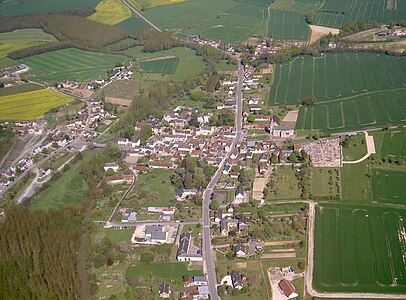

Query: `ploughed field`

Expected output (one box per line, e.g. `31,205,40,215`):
314,204,406,294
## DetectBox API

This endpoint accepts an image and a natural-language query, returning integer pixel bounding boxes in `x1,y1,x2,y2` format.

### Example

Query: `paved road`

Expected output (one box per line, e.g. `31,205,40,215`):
121,0,162,32
201,61,244,300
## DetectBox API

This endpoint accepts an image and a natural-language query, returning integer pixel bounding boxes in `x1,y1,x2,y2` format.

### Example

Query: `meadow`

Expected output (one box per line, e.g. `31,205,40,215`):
116,16,151,31
140,57,179,74
0,89,72,121
20,48,130,82
0,29,58,43
371,168,406,205
88,0,132,25
341,162,371,204
314,204,406,294
141,0,266,44
0,0,99,16
265,166,302,201
127,0,188,10
309,168,340,199
0,42,47,58
267,9,311,40
373,128,406,160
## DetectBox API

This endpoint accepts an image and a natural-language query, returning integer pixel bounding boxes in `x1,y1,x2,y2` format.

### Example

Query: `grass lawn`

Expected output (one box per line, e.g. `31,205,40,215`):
371,168,406,205
29,158,87,211
216,60,238,73
265,166,301,201
0,89,73,121
20,48,130,83
131,169,175,207
310,168,340,200
104,227,134,243
342,134,367,161
314,203,406,294
340,162,372,204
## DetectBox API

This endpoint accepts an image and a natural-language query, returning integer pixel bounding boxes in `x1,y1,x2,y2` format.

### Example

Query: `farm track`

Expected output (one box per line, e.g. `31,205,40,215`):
121,0,162,31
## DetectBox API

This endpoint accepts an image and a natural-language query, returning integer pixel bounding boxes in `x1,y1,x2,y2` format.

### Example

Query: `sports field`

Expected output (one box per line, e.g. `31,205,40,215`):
88,0,132,25
0,0,99,16
20,48,130,82
267,9,311,40
371,168,406,205
140,57,179,74
0,89,72,120
314,204,406,294
142,0,266,44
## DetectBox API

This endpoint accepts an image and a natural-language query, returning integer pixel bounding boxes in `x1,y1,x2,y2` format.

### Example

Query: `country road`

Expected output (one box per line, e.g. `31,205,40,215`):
121,0,162,32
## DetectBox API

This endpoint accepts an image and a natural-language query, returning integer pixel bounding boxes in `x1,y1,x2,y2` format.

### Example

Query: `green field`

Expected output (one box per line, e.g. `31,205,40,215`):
314,204,406,294
0,83,43,97
126,262,201,282
0,0,100,16
20,48,130,82
341,162,372,204
0,29,58,43
140,57,179,74
126,47,205,81
29,159,87,211
342,134,367,161
310,168,340,199
371,168,406,205
267,9,311,40
115,16,152,31
141,0,266,44
265,166,302,201
0,42,48,58
0,89,73,121
270,53,406,132
374,128,406,160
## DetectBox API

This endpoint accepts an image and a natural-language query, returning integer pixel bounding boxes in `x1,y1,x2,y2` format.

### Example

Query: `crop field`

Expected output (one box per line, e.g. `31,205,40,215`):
0,83,43,97
271,0,321,14
314,204,406,294
0,29,58,43
314,0,406,28
0,89,72,121
0,0,99,16
20,48,130,83
142,0,266,44
88,0,132,25
375,128,406,160
140,57,179,74
127,0,188,10
371,168,406,205
115,16,151,30
267,9,311,40
0,42,47,58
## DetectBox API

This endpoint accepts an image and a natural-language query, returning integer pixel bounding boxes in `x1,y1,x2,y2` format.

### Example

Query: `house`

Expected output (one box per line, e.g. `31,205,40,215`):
128,212,137,222
197,286,209,299
238,216,250,231
234,243,246,257
234,186,245,204
214,209,223,223
222,164,231,175
272,125,294,138
224,181,235,190
258,162,268,174
104,162,119,172
278,279,299,299
159,282,171,298
176,188,200,201
230,271,243,290
229,172,239,179
177,233,203,262
193,276,208,286
145,225,167,243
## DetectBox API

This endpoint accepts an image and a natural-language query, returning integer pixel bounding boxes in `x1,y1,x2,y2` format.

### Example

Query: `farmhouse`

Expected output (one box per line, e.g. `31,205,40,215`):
278,279,298,299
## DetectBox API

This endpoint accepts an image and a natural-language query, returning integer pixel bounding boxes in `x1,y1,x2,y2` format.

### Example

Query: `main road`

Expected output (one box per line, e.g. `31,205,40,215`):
201,61,244,299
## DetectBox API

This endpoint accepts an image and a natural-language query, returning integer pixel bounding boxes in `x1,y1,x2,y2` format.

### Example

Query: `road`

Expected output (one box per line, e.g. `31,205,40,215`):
104,220,200,227
121,0,162,32
201,61,244,299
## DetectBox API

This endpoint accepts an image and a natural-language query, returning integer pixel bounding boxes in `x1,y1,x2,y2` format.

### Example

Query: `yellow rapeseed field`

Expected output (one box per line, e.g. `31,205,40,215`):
0,89,73,120
88,0,132,25
0,42,45,58
127,0,187,10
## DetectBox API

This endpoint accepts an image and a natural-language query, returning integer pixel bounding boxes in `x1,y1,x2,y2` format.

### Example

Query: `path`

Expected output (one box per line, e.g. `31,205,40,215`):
343,131,375,164
121,0,162,32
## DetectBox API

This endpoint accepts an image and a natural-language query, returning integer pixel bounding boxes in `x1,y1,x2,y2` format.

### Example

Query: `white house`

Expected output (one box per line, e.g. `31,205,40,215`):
104,162,119,172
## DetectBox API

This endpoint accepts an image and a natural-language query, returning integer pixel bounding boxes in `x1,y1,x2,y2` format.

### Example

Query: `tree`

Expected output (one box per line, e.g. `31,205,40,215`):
210,199,220,210
189,90,205,102
302,95,317,106
247,113,256,123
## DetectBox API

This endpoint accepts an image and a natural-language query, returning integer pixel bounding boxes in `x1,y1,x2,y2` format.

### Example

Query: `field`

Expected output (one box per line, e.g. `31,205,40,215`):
269,53,406,132
0,29,58,43
88,0,132,25
126,47,205,81
115,16,151,30
265,166,302,201
313,204,406,294
373,128,406,160
0,83,43,97
0,0,100,16
20,48,130,82
267,9,311,40
371,168,406,205
141,0,266,44
29,159,87,211
0,42,47,58
309,168,340,199
342,134,367,161
140,57,179,74
0,89,73,121
341,162,372,204
127,0,188,9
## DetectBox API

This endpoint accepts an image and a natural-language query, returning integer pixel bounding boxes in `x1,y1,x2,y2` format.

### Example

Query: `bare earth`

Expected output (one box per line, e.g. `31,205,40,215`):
283,110,299,123
309,25,340,44
105,97,132,106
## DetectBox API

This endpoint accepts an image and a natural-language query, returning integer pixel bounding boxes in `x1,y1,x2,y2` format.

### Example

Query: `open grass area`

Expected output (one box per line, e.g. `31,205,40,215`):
265,166,301,201
126,47,205,82
216,60,238,73
0,57,16,68
141,0,266,44
0,42,48,58
342,134,367,161
341,162,371,204
0,0,100,16
0,89,72,121
267,9,311,41
127,0,188,10
314,204,406,294
29,158,87,211
88,0,132,25
130,169,175,207
20,48,130,82
371,168,406,205
115,16,151,30
373,128,406,160
0,83,43,97
140,57,179,74
0,29,58,43
103,79,138,100
310,168,340,199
